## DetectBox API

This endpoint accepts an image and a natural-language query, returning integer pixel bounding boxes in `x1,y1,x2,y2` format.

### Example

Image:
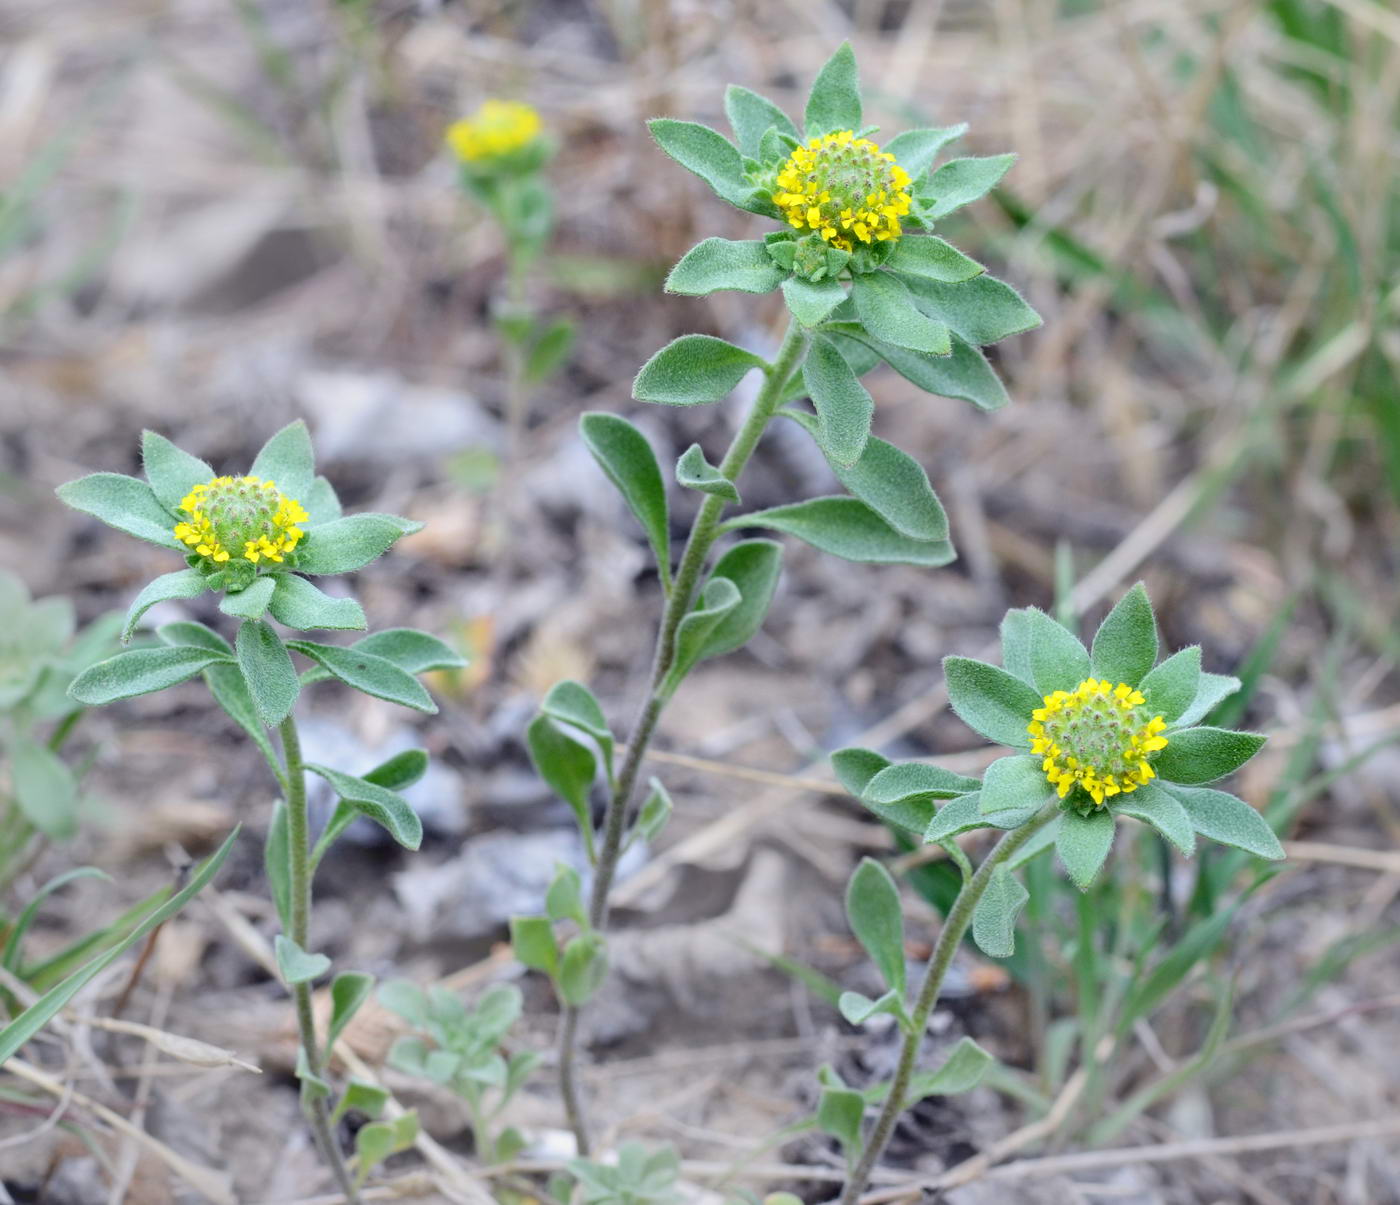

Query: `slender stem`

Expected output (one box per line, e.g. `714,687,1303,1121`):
557,318,810,1153
840,808,1058,1205
279,716,362,1204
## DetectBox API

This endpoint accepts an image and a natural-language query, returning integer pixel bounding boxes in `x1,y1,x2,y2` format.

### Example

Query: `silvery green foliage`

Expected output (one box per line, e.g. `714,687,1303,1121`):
620,43,1040,578
379,980,538,1164
834,584,1281,960
56,422,464,845
0,572,120,845
565,1142,682,1205
645,40,1039,429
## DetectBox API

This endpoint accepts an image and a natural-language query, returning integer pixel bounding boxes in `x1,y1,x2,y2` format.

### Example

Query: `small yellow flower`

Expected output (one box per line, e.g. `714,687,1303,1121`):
1027,678,1169,807
772,130,913,253
445,100,542,163
174,476,308,567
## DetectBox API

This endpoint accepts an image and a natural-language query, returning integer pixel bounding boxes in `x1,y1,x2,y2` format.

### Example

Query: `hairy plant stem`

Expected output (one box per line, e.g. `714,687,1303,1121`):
556,317,810,1154
838,807,1058,1204
279,715,362,1204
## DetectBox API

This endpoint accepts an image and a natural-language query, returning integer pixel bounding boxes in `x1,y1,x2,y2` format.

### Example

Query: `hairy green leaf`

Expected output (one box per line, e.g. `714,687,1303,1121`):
289,640,436,714
633,335,766,405
676,443,740,503
920,154,1017,220
57,473,185,550
971,865,1028,958
579,413,670,574
268,574,366,632
734,497,955,566
852,270,951,355
123,569,207,642
1090,583,1158,687
667,237,785,296
249,420,316,504
805,42,861,137
943,656,1041,748
141,431,214,512
236,620,299,726
1056,807,1115,889
846,858,906,994
70,645,233,706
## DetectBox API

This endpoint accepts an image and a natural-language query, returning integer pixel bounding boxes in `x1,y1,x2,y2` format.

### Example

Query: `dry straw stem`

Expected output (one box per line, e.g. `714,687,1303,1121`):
5,1057,238,1205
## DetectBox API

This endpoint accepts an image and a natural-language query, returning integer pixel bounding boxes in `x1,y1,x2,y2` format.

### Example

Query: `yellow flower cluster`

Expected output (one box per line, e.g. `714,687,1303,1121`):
773,131,913,252
1028,679,1169,807
174,476,308,566
445,100,541,163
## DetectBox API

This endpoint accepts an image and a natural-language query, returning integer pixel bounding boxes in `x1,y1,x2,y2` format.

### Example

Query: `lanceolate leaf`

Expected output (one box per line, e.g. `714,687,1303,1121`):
306,764,422,850
781,411,947,542
899,274,1042,348
724,84,799,157
919,154,1017,220
1021,607,1091,695
1151,727,1267,785
884,125,967,178
1111,781,1194,855
904,1037,994,1100
1161,783,1284,860
846,858,906,995
10,741,79,839
141,431,214,512
1140,647,1202,725
647,119,750,208
663,578,741,693
268,574,366,632
688,539,783,663
249,419,316,504
804,42,861,138
350,629,465,675
633,335,767,406
1056,807,1116,890
666,238,785,296
831,746,893,798
579,413,670,574
526,716,598,856
856,332,1011,412
288,640,437,714
296,514,422,576
802,336,874,467
69,645,233,706
122,569,207,642
851,271,951,356
1090,583,1158,687
971,865,1028,958
541,680,614,783
57,473,185,550
943,656,1042,748
885,236,983,283
236,620,299,726
732,497,955,566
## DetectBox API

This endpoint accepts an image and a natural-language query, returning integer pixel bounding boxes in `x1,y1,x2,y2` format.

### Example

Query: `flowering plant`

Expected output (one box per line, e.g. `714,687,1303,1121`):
828,583,1282,1201
512,43,1042,1160
56,421,464,1203
446,99,573,456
